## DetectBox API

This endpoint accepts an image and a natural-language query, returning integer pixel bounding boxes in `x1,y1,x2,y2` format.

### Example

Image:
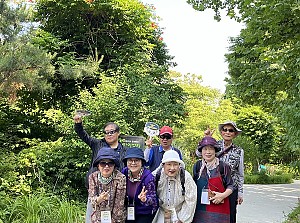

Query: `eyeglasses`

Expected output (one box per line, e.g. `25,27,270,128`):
103,129,118,136
99,161,115,167
159,134,172,140
222,128,236,133
127,159,141,164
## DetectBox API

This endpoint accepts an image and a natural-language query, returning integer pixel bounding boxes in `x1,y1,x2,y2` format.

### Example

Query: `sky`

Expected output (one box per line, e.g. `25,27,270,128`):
141,0,243,92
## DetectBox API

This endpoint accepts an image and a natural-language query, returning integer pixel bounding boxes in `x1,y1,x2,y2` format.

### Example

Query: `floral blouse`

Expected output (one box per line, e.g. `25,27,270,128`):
217,140,244,197
88,169,126,223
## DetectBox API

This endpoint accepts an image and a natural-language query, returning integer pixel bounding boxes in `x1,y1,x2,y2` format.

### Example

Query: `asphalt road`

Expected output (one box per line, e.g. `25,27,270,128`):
237,180,300,223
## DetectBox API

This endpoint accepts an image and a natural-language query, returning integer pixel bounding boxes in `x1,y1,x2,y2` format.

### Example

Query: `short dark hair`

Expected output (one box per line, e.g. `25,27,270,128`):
103,122,120,132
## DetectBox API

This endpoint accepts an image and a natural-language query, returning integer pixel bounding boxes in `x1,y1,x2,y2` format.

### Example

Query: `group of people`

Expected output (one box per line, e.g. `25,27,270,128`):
74,114,244,223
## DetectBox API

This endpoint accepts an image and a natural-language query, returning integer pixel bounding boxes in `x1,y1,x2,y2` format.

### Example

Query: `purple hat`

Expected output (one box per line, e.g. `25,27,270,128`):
197,136,220,152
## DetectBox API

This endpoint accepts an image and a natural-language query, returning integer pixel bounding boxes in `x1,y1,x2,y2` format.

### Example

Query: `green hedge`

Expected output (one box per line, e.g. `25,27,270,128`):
245,172,293,184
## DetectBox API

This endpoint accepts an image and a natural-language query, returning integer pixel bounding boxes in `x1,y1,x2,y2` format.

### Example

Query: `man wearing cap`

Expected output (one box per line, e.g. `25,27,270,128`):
144,125,182,172
205,121,244,223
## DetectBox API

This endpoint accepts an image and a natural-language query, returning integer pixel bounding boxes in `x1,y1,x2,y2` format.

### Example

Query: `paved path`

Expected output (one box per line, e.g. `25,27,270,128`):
237,180,300,223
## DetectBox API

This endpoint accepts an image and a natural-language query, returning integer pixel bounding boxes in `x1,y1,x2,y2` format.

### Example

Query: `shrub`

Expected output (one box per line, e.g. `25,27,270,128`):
1,193,84,223
245,172,293,184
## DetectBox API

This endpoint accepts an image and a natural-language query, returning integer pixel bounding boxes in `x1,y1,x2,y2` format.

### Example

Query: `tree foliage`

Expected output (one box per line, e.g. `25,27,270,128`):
188,0,300,149
171,71,237,171
235,105,281,171
226,0,300,149
0,0,186,201
0,1,55,100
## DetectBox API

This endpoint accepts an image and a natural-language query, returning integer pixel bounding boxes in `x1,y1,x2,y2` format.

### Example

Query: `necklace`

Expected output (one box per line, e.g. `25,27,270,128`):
98,172,114,184
128,168,144,182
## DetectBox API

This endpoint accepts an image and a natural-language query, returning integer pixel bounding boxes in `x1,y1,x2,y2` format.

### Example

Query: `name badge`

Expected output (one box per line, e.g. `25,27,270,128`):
101,210,112,223
201,188,210,205
127,205,135,220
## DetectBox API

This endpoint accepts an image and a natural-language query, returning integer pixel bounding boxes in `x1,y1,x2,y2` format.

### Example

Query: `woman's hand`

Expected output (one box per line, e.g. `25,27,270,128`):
97,191,109,203
138,186,147,202
204,127,215,136
209,191,225,204
238,196,243,205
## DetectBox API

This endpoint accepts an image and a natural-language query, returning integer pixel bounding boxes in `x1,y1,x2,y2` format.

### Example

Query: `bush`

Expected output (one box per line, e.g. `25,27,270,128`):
0,193,85,223
245,172,293,184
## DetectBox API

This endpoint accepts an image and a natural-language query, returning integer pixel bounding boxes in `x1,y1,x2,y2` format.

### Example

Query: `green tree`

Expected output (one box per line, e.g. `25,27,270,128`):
171,71,237,171
32,0,185,131
0,0,187,201
187,0,300,150
0,1,55,100
236,105,280,171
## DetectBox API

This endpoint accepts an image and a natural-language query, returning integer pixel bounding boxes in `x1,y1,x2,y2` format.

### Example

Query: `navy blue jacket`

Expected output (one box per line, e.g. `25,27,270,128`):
146,145,183,172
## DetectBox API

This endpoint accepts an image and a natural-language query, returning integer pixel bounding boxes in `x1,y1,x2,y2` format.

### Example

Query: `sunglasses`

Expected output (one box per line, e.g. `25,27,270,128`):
99,161,115,167
222,128,236,133
103,129,118,136
159,134,172,140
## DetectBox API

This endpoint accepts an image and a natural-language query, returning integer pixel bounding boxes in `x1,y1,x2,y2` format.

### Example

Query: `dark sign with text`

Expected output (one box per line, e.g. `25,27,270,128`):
120,135,145,150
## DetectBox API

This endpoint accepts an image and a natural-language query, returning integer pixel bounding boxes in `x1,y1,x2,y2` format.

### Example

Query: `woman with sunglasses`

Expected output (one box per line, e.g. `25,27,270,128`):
122,147,158,223
217,121,244,223
192,136,233,223
203,121,244,223
88,147,126,223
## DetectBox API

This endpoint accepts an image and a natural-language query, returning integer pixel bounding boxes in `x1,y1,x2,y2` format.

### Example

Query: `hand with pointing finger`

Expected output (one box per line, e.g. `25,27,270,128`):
138,186,148,202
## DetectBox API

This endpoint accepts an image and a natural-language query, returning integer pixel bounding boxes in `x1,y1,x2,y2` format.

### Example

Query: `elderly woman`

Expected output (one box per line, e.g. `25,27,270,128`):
152,150,197,223
192,136,233,223
122,147,158,223
88,147,126,223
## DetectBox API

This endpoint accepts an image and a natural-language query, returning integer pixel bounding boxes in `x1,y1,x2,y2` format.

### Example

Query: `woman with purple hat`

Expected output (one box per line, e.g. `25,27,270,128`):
88,147,126,223
192,136,233,223
122,147,158,223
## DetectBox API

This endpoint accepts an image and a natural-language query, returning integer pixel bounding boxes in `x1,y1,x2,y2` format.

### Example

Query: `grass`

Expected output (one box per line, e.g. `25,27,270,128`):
284,201,300,223
1,193,85,223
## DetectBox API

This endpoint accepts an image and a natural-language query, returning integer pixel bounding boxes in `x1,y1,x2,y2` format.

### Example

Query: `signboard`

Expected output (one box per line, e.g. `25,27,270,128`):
120,135,145,150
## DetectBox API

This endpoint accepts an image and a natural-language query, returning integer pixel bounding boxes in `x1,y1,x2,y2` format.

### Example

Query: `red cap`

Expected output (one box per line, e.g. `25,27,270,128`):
159,126,173,135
